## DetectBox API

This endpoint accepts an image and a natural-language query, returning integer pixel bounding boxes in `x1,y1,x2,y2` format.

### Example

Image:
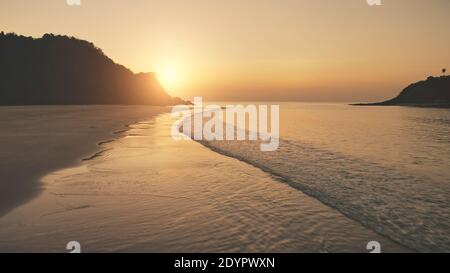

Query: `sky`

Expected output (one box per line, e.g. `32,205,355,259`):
1,0,449,102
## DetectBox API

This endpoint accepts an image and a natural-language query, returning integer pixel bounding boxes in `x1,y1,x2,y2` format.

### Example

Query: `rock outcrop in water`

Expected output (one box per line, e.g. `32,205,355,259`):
354,75,450,108
0,32,187,105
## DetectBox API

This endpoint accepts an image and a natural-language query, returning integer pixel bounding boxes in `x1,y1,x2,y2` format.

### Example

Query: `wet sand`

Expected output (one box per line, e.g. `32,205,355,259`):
0,106,167,217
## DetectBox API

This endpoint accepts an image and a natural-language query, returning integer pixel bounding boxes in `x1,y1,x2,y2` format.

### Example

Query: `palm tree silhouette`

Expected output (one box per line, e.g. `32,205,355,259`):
443,68,447,76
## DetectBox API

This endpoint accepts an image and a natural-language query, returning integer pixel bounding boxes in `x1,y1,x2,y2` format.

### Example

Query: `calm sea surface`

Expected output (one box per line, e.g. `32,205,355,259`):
203,102,450,252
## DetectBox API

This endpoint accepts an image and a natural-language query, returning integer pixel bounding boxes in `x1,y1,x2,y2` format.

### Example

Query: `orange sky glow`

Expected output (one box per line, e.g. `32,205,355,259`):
1,0,449,101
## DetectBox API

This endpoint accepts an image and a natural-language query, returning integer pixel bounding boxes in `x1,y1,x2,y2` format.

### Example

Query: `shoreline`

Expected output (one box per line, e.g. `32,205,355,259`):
194,139,414,253
0,112,410,252
0,105,168,217
351,103,450,108
179,113,414,252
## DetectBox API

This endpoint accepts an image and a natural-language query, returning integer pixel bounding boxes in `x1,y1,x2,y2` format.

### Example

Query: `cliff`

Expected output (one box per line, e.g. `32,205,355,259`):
0,32,186,105
354,76,450,108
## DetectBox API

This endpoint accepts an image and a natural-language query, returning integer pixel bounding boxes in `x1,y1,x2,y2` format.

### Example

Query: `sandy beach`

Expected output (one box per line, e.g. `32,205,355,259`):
0,106,167,217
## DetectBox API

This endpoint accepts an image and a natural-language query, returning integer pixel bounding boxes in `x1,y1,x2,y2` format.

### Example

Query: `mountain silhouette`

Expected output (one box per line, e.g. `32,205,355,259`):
0,32,187,105
354,76,450,107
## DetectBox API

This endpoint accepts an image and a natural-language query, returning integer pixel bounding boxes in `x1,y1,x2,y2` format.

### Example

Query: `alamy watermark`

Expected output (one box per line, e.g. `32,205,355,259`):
66,0,81,6
66,241,81,253
367,0,382,6
67,0,381,7
366,241,381,253
171,97,280,152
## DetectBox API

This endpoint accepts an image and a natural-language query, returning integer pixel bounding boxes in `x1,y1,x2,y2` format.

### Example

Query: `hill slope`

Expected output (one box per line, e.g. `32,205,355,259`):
0,32,186,105
354,76,450,107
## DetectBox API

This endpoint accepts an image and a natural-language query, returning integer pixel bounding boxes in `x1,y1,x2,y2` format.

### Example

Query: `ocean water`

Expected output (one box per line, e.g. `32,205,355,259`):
199,102,450,252
0,103,448,252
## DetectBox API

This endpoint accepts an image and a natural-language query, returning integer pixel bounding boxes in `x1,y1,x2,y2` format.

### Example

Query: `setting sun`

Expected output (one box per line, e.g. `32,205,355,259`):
157,66,180,91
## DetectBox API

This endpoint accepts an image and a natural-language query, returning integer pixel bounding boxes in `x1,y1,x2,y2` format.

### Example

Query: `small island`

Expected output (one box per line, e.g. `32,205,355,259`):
0,32,187,106
353,74,450,108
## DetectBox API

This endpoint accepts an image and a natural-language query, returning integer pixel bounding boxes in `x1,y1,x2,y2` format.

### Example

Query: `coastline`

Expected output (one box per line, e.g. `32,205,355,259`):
351,103,450,108
179,104,450,252
0,105,168,217
191,137,414,252
0,112,409,252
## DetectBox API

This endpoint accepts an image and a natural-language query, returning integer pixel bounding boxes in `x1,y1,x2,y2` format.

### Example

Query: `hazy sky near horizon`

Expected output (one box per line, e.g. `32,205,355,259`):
1,0,449,101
